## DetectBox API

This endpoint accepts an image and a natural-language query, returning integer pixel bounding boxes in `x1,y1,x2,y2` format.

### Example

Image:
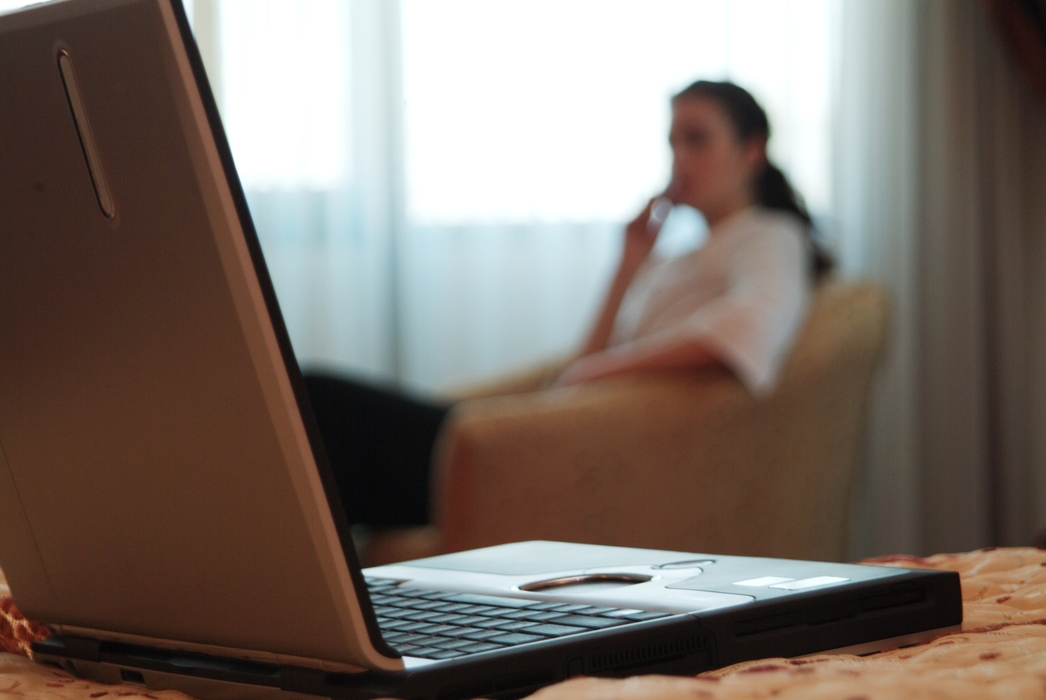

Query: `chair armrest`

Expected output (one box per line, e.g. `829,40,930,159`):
432,366,844,560
443,358,570,401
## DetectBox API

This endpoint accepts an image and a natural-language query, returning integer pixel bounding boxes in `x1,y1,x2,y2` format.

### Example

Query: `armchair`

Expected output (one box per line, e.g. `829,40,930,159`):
363,280,889,565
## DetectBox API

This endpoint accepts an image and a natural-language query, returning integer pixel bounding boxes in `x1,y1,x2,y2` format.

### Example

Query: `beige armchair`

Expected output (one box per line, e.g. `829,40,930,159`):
363,280,889,566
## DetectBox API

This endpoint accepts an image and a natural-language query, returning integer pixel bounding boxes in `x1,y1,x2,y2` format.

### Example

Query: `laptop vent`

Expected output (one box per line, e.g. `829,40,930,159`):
861,585,925,612
587,636,704,673
734,582,928,639
119,669,146,685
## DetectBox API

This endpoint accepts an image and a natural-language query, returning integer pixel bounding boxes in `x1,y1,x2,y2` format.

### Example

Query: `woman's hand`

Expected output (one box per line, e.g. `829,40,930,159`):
619,199,659,272
619,183,678,274
573,184,678,359
620,198,663,273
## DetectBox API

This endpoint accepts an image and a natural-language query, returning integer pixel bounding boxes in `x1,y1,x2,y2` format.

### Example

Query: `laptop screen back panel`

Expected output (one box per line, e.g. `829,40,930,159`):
0,0,398,671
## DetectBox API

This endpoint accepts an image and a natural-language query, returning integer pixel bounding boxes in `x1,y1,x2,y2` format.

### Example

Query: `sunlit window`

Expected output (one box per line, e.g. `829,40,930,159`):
219,0,351,190
135,0,838,386
401,0,833,225
194,0,833,224
0,1,34,12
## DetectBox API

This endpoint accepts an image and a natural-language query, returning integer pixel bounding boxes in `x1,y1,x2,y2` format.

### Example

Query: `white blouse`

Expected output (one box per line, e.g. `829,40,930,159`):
611,206,811,395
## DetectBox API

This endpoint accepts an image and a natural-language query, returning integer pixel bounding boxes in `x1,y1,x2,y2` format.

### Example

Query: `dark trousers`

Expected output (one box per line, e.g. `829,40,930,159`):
302,373,451,527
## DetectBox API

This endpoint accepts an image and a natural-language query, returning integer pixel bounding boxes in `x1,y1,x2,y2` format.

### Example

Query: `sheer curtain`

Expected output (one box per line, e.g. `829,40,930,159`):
836,0,1046,557
186,0,836,392
197,0,402,382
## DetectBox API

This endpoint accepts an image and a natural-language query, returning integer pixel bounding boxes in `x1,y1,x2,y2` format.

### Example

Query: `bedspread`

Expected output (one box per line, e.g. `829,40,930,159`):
3,547,1046,699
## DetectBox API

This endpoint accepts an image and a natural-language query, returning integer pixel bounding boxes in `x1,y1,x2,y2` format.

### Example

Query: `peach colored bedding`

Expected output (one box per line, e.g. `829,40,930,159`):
3,548,1046,699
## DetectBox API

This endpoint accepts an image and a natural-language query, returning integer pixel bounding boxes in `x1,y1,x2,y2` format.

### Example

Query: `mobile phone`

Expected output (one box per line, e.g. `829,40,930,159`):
647,196,674,234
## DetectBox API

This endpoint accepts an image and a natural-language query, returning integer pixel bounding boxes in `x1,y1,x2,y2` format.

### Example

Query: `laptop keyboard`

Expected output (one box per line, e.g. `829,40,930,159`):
366,577,670,660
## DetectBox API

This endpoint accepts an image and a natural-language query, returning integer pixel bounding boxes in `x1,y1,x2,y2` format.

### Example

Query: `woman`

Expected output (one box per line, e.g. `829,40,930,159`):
558,80,828,394
305,80,828,528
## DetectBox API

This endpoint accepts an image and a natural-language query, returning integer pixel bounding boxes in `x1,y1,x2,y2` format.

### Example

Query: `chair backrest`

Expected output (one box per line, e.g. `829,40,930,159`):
731,280,889,560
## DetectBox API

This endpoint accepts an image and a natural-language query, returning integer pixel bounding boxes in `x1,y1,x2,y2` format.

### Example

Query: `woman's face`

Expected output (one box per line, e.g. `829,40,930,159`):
668,96,765,224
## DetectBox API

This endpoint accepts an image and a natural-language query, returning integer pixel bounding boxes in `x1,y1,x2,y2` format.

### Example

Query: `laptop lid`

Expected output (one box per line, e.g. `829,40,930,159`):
0,0,400,673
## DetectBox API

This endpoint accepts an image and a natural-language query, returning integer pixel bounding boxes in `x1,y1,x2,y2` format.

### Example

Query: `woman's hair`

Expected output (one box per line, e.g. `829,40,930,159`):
672,80,833,278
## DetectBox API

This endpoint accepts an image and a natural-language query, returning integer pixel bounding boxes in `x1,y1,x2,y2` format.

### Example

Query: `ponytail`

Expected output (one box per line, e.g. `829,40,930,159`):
755,163,833,279
673,80,834,279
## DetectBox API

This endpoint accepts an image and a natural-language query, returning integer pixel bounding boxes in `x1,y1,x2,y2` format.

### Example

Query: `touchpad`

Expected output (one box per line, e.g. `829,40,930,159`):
404,541,697,575
519,573,652,595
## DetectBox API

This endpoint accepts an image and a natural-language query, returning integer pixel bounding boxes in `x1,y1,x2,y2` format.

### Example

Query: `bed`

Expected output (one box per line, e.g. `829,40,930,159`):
3,547,1045,699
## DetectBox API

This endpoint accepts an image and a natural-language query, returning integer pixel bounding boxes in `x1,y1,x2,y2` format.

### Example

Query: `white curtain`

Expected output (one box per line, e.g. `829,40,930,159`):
210,0,403,381
837,0,1046,557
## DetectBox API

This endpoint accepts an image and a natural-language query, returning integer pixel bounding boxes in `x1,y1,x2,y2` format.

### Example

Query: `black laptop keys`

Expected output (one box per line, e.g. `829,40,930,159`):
366,578,669,660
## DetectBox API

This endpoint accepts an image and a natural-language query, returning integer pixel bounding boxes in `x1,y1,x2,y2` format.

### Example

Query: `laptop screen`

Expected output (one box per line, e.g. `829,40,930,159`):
0,0,398,672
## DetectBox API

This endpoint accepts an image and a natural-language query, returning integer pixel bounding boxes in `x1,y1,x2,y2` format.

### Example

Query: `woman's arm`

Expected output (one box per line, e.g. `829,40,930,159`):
558,331,719,386
577,258,644,357
577,196,669,356
561,218,810,392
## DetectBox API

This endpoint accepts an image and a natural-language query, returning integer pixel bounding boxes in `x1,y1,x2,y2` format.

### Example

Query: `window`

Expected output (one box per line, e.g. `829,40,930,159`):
13,0,835,390
402,0,833,226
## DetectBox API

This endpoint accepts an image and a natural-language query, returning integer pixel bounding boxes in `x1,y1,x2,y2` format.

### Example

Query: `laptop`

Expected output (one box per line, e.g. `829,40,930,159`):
0,0,961,698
